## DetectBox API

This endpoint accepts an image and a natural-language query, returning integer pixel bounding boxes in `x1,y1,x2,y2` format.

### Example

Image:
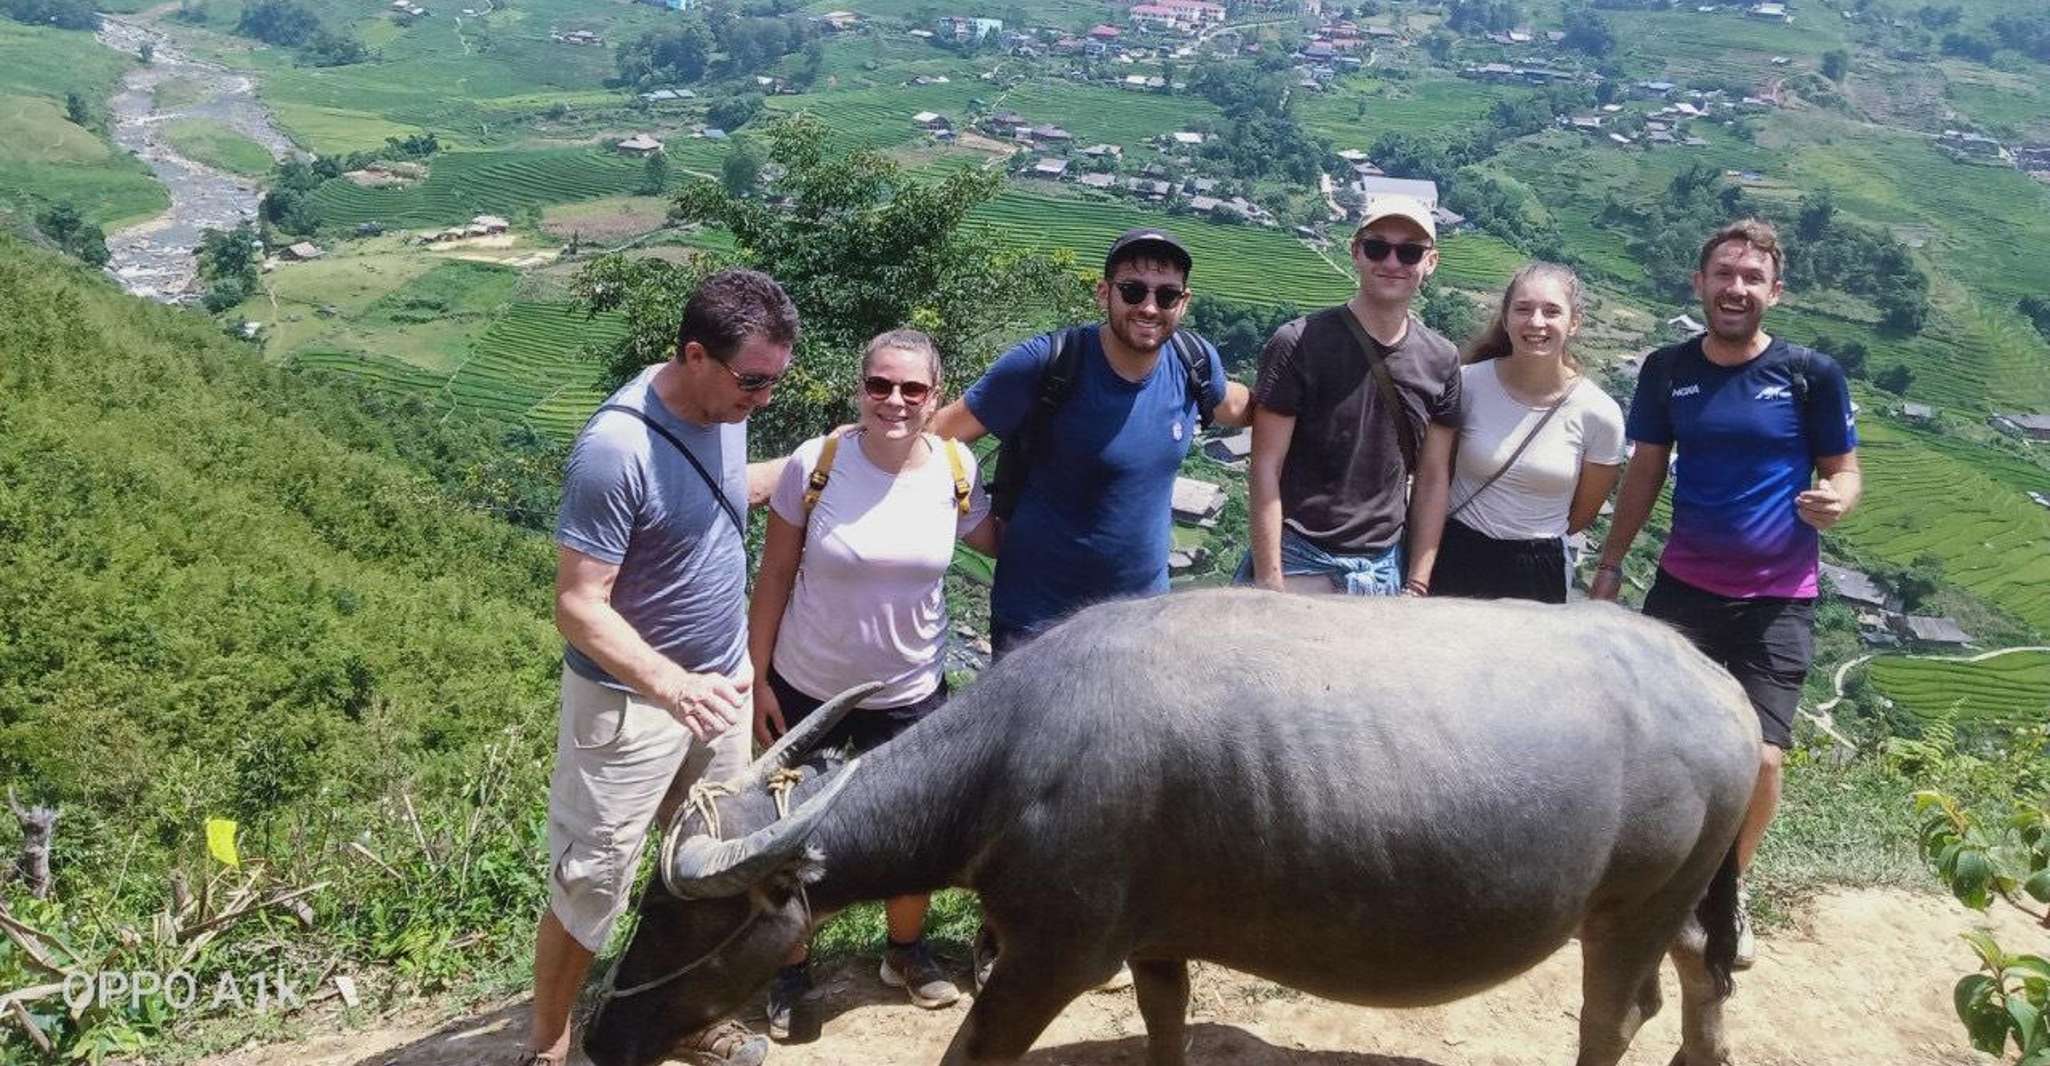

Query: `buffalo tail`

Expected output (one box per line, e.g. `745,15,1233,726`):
1697,844,1741,999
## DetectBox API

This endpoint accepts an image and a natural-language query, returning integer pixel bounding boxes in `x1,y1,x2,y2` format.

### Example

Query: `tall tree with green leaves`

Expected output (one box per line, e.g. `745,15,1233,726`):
637,149,670,195
571,116,1091,453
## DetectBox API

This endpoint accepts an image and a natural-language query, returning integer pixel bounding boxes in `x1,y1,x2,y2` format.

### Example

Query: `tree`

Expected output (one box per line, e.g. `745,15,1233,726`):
638,150,670,195
614,21,714,86
64,91,89,128
196,222,262,314
1821,48,1849,82
299,28,368,66
1424,30,1454,61
706,92,765,132
720,139,763,197
235,0,321,45
35,201,109,266
139,40,155,63
1796,188,1837,241
1562,7,1615,57
1835,339,1868,379
572,117,1092,453
1874,363,1915,396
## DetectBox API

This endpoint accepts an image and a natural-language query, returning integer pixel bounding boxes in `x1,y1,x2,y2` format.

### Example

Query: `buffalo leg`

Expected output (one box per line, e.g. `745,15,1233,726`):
937,944,1114,1065
1131,958,1190,1066
1667,925,1733,1066
1575,914,1676,1066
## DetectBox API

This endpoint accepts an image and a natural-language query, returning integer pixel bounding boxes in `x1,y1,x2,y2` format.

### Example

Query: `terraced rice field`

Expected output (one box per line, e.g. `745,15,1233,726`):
1869,651,2050,725
310,148,654,228
992,83,1227,150
767,83,985,152
1772,297,2050,416
1434,232,1524,291
1833,421,2050,633
290,302,627,438
1298,76,1510,148
965,188,1355,308
1608,9,1849,83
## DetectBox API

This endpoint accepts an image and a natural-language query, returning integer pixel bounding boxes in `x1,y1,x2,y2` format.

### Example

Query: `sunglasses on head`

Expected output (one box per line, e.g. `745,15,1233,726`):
714,359,785,393
1356,238,1432,266
863,376,933,404
1113,280,1188,309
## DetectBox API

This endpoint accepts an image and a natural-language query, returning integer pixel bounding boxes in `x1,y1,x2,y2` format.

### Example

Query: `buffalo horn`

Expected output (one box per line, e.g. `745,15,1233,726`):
663,758,862,900
734,681,884,790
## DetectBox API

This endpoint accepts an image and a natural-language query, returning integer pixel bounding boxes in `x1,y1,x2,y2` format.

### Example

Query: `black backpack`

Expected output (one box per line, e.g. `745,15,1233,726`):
986,325,1220,521
1644,339,1819,421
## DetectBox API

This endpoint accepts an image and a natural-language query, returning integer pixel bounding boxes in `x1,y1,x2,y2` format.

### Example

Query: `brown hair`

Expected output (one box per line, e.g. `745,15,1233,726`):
1461,261,1586,368
860,328,943,385
676,268,800,363
1697,218,1784,280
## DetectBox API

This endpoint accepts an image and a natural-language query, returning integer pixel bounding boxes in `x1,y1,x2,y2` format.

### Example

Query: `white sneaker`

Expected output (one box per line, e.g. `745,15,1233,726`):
1732,880,1756,971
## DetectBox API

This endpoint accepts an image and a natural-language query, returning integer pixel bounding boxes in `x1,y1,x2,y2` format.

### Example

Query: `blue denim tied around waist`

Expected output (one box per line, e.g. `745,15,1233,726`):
1234,527,1406,596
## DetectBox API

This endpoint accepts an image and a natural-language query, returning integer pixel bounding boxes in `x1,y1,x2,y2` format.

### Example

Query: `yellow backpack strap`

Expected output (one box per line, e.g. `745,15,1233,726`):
802,434,841,517
943,438,972,515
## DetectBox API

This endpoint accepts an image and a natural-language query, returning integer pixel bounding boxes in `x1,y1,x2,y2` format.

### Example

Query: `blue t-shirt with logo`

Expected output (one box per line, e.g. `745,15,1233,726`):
1624,336,1857,600
965,327,1227,634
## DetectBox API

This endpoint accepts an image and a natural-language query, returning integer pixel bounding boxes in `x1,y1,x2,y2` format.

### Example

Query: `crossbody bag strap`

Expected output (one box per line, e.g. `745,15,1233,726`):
1337,306,1420,475
1447,379,1579,523
597,404,746,537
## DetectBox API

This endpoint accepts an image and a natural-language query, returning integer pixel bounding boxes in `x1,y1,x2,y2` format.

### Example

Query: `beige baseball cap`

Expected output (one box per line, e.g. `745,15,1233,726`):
1353,194,1437,242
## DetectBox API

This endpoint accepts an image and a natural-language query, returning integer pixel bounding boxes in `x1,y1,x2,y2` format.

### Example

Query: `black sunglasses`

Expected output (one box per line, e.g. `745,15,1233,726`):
715,359,785,393
1113,280,1188,309
1356,238,1432,266
862,376,932,404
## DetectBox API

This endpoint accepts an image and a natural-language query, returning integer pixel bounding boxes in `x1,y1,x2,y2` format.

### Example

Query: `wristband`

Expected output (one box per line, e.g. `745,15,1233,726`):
1404,578,1430,596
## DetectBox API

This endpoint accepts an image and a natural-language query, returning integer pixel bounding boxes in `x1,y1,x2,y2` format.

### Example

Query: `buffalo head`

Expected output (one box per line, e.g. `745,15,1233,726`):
582,683,878,1066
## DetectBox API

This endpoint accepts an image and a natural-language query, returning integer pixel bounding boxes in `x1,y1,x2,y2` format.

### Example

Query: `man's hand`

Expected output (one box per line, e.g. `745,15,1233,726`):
1589,566,1624,602
753,679,787,747
1796,481,1848,531
654,666,750,742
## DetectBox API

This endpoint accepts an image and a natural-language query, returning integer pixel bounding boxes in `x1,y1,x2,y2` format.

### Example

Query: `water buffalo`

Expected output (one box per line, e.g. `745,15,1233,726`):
584,589,1758,1066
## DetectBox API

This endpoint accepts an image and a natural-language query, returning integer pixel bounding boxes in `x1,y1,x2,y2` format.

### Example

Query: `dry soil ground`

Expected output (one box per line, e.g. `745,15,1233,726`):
194,888,2028,1066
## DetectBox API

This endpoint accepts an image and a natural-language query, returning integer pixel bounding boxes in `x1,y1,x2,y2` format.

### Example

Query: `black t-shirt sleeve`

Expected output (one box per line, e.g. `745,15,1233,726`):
1253,317,1308,416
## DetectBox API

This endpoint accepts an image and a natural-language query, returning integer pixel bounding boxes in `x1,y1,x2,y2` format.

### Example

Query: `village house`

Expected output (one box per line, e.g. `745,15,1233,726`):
912,111,952,131
615,133,664,156
638,88,697,102
1903,615,1973,647
1747,2,1789,21
1079,143,1123,159
1029,157,1070,179
1028,124,1073,144
472,215,510,234
1077,172,1118,190
556,29,602,44
282,242,324,261
1172,477,1227,526
935,15,1002,39
1820,563,1891,611
1203,428,1252,470
1168,545,1211,577
815,10,862,32
1990,413,2050,441
1899,402,1936,425
1353,175,1439,210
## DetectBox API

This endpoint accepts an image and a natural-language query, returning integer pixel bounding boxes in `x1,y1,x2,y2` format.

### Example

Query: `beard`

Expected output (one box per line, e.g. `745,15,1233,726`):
1704,301,1764,344
1107,310,1170,355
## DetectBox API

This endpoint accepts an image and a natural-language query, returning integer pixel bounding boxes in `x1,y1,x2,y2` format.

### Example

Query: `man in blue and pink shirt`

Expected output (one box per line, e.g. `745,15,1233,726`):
1592,218,1863,967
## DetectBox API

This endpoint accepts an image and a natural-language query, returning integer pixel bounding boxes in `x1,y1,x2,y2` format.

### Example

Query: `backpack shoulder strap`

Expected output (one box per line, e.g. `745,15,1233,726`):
942,437,972,515
801,433,842,518
1169,330,1220,428
1039,326,1086,409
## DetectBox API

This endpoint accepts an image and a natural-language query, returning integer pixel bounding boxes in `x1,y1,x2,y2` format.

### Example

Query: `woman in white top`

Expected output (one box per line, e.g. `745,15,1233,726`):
1413,262,1625,603
748,328,997,1033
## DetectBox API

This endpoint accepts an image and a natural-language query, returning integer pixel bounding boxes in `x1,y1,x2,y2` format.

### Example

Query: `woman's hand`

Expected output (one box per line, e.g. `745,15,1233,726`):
754,679,787,747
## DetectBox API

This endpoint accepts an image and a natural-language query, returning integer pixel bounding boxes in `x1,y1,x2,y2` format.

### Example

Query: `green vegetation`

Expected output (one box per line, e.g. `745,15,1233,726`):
163,117,277,176
0,22,167,228
0,235,564,1056
309,148,658,229
1435,231,1524,291
1872,652,2050,727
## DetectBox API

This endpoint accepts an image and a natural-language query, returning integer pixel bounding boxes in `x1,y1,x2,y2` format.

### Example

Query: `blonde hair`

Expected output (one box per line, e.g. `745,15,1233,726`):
860,328,944,385
1461,262,1586,369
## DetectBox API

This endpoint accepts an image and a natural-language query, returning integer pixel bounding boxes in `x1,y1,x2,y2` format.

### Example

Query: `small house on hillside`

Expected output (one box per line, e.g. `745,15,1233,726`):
912,111,952,131
1030,157,1070,179
1353,175,1439,210
1990,413,2050,441
472,215,510,233
1168,545,1211,576
1747,2,1789,20
1172,477,1226,526
1820,563,1889,611
616,134,665,156
1665,313,1706,335
1203,428,1252,469
283,242,324,261
1903,615,1972,646
1900,402,1935,425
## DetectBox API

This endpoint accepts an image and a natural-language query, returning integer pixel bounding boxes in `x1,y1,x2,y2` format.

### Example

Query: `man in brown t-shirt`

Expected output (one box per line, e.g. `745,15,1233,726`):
1243,195,1461,595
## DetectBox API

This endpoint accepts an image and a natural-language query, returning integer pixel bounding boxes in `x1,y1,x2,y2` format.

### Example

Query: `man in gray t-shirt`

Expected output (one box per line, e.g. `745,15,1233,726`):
517,269,798,1066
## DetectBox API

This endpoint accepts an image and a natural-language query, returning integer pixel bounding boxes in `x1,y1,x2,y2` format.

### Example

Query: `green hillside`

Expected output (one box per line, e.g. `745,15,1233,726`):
0,238,565,1041
0,22,167,228
1870,651,2050,727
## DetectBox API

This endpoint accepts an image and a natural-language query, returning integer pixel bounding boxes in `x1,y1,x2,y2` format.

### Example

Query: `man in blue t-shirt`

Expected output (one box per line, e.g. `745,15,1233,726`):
1592,218,1863,969
930,229,1252,652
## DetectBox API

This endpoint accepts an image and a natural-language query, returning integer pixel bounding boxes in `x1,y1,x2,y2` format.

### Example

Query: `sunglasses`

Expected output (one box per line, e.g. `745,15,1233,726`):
863,376,933,404
1356,238,1432,266
715,359,785,393
1113,280,1188,309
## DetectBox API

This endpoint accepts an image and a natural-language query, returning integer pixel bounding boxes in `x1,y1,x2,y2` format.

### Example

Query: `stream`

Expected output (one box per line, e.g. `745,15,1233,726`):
96,15,300,301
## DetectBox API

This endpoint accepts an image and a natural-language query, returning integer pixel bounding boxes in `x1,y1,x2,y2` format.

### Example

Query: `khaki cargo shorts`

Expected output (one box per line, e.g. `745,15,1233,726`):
546,665,749,952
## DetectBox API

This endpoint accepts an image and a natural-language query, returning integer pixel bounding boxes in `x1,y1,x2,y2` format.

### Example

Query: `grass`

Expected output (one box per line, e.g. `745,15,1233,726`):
1297,75,1509,149
963,186,1355,308
1607,7,1850,84
0,22,168,228
765,82,986,152
992,82,1228,150
1869,651,2050,727
162,118,277,177
1434,231,1523,291
309,147,658,229
152,77,211,110
1832,420,2050,634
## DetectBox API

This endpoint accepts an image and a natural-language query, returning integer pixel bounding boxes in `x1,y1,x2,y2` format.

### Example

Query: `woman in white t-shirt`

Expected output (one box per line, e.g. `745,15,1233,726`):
747,328,997,1033
1414,262,1625,603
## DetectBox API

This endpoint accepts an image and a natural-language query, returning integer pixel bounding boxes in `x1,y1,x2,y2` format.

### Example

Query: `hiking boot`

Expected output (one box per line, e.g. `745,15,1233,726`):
670,1019,769,1066
880,938,961,1009
765,963,815,1042
1732,880,1756,971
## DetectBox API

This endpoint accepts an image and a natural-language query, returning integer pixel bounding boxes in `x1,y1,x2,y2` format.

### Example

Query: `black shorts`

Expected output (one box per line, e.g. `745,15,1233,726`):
766,666,948,756
1642,570,1815,749
1431,518,1569,604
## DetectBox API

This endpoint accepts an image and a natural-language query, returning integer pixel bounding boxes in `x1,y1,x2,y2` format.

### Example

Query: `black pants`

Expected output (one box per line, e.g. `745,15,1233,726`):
1431,518,1569,604
766,666,949,756
1642,570,1814,749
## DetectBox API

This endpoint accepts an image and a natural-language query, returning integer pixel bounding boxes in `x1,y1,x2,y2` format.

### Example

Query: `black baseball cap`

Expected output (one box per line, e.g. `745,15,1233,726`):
1104,227,1192,278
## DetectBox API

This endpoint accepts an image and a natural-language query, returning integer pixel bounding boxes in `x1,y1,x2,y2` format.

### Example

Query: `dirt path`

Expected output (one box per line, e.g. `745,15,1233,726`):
190,887,2026,1066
